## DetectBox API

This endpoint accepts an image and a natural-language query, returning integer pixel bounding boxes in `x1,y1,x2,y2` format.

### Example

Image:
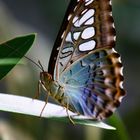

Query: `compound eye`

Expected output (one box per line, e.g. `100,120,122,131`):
47,73,52,80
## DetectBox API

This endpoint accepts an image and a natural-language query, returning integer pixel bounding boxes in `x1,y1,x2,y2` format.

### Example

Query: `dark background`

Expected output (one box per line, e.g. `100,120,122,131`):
0,0,140,140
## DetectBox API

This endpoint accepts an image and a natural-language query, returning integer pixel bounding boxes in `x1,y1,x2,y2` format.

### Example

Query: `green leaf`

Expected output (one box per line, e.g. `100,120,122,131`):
49,117,116,130
0,93,116,130
101,113,130,140
0,34,36,80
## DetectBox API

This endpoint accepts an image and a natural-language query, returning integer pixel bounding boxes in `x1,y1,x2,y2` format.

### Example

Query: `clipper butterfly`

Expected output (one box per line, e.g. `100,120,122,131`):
40,0,125,121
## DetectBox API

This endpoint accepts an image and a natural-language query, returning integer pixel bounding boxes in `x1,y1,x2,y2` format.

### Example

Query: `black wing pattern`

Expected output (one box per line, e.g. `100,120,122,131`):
48,0,125,120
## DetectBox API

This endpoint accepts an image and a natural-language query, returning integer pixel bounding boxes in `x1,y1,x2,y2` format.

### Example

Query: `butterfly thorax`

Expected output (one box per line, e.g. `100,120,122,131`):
40,72,65,102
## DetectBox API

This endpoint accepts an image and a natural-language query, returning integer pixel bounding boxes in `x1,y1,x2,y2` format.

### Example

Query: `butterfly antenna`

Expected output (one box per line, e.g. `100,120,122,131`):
4,43,44,71
38,60,45,72
24,56,44,71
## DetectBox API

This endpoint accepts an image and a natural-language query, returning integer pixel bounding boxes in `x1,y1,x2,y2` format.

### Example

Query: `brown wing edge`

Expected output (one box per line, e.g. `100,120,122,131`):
48,0,78,77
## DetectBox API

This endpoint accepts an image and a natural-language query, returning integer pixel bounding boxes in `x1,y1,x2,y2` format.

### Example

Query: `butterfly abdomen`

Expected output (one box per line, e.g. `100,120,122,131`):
40,72,65,102
49,81,65,102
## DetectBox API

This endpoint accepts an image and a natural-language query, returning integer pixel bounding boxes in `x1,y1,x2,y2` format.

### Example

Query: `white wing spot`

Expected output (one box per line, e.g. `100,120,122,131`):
79,9,95,25
112,23,115,28
85,0,94,6
112,48,117,53
61,31,65,39
82,9,88,15
107,36,115,44
61,46,74,53
74,9,95,27
109,0,112,6
73,16,79,24
120,81,124,89
114,36,116,41
74,6,78,12
82,27,95,39
109,12,113,16
66,32,73,42
120,66,123,76
85,17,94,25
73,32,81,40
79,40,96,51
68,14,72,20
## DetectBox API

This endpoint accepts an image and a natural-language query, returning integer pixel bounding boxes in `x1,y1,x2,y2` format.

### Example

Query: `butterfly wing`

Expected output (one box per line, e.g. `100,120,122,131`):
59,48,125,120
48,0,78,77
48,0,125,120
49,0,116,80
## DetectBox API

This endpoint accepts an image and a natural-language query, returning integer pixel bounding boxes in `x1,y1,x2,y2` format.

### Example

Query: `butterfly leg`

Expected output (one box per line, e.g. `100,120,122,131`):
39,92,49,117
33,80,42,99
64,97,75,125
39,81,51,117
33,80,50,117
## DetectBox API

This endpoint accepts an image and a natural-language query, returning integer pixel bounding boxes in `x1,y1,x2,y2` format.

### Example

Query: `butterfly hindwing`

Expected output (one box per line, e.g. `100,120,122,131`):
59,47,124,120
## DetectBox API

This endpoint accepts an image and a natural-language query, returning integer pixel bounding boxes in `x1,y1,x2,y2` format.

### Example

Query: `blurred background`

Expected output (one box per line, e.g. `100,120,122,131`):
0,0,140,139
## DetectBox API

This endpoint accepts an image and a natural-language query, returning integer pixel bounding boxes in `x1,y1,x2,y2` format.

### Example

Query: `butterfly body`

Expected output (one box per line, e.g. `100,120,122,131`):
41,47,124,120
40,72,65,102
41,0,125,121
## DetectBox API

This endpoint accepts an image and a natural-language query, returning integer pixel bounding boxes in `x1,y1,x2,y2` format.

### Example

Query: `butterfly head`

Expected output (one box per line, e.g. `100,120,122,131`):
37,60,53,86
40,72,52,86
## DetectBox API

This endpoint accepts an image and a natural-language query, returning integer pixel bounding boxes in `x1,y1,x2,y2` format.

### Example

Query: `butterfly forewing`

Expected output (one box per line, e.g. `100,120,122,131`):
49,0,116,81
48,0,125,120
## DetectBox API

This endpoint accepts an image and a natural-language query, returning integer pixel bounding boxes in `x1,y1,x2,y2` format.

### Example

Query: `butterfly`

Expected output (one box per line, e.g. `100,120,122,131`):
39,0,125,121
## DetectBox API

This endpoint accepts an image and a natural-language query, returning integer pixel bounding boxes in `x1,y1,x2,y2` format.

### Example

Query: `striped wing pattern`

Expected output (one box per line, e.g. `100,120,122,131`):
48,0,125,120
60,48,124,120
